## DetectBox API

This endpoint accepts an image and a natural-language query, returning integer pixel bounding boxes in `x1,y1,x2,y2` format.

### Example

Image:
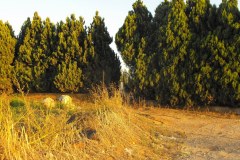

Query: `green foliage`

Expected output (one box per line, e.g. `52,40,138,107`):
10,97,26,115
117,0,240,107
0,78,14,94
10,97,25,108
115,0,152,69
12,12,120,93
53,15,86,65
15,12,53,92
157,0,191,105
54,62,83,92
52,15,89,91
87,11,121,87
115,0,153,97
0,20,16,93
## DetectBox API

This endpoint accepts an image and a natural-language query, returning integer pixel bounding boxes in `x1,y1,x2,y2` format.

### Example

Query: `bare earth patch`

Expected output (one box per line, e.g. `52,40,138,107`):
137,107,240,160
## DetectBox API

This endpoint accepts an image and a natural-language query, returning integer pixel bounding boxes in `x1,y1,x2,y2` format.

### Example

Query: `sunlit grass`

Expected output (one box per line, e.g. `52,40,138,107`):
0,86,176,159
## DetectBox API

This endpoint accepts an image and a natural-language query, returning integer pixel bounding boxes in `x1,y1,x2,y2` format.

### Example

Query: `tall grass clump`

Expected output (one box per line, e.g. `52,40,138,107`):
0,86,170,159
0,93,84,159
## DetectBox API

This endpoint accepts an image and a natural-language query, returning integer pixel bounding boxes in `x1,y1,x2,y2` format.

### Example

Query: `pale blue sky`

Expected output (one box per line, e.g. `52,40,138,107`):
0,0,223,39
0,0,224,68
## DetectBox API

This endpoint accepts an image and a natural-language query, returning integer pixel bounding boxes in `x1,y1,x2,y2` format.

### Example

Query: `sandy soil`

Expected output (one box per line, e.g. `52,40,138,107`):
137,108,240,160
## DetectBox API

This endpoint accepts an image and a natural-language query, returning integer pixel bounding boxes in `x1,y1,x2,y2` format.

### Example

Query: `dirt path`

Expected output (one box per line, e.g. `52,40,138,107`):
138,108,240,160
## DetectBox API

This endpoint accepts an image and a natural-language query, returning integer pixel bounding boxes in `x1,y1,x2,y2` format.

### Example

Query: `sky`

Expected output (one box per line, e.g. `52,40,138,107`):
0,0,224,68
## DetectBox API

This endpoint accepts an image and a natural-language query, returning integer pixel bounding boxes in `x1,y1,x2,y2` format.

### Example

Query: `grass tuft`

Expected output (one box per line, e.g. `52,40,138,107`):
0,86,177,159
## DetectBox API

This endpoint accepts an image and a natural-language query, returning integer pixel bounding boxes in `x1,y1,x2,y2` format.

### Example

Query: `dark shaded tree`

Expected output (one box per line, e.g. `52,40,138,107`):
155,0,191,106
88,11,121,87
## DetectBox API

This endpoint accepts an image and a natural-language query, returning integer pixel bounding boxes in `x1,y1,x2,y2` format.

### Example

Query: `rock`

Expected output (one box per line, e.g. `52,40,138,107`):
82,128,97,140
57,95,72,105
66,112,96,126
66,114,77,124
42,97,55,108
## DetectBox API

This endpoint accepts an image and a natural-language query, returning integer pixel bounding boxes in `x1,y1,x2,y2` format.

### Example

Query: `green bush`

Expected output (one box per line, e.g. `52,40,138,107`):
10,98,25,108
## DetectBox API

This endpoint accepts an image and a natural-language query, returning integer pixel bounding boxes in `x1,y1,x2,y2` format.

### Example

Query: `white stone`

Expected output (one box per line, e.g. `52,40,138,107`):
57,95,72,105
42,97,55,108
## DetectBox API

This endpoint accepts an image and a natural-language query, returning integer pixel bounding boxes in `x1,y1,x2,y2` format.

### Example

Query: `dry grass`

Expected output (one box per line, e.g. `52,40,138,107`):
0,86,178,160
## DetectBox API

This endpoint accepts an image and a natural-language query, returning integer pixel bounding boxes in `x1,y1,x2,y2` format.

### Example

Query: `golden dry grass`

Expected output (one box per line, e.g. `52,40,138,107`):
0,86,180,160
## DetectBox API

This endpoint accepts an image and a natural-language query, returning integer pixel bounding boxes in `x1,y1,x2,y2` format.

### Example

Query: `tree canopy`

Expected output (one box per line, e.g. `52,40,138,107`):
3,11,121,93
116,0,240,107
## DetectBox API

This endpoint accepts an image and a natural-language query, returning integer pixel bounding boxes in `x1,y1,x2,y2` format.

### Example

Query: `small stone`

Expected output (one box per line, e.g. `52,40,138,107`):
42,97,55,109
82,128,97,140
57,95,72,105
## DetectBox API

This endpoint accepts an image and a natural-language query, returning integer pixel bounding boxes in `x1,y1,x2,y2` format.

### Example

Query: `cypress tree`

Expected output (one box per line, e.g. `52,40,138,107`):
115,0,239,106
0,21,16,93
40,18,56,91
5,22,15,38
54,62,83,92
81,29,95,90
116,0,152,69
15,18,31,61
89,11,121,86
115,0,152,96
185,0,212,105
212,0,240,106
150,0,171,100
53,15,86,92
15,12,53,92
14,17,33,92
156,0,191,106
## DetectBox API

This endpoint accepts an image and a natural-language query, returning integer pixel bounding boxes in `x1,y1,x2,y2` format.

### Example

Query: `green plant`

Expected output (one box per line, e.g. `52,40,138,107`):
10,98,25,108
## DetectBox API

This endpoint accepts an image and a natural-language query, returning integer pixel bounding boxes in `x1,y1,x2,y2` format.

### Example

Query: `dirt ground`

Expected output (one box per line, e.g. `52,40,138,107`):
23,94,240,159
137,108,240,160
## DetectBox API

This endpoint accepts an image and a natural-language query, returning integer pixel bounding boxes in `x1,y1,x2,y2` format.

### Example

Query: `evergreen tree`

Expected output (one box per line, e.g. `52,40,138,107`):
114,0,240,106
116,0,152,70
155,0,191,106
212,0,240,106
88,11,121,86
0,21,16,93
15,12,50,92
38,17,56,91
115,0,152,96
54,15,85,65
53,15,86,92
5,22,15,38
15,18,31,61
14,17,33,92
150,0,171,99
185,0,212,105
81,29,95,90
54,62,83,92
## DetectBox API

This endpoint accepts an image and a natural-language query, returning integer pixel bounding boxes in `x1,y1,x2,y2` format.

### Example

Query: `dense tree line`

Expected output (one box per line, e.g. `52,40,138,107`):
116,0,240,107
1,0,239,107
0,12,121,93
